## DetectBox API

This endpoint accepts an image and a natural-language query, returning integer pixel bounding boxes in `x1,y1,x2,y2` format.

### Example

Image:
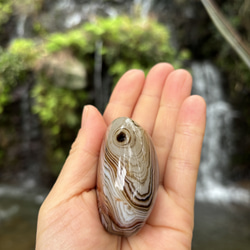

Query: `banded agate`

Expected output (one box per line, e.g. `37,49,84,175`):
97,117,159,237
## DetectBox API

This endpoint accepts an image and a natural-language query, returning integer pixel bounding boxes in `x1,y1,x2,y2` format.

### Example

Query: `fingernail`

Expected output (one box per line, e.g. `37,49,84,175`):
124,69,144,77
81,105,89,128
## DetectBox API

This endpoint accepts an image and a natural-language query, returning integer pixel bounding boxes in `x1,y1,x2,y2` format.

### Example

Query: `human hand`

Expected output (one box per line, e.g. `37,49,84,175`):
36,63,206,250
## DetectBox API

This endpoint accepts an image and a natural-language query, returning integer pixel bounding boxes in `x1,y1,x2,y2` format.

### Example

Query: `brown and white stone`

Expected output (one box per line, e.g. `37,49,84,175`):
97,117,159,237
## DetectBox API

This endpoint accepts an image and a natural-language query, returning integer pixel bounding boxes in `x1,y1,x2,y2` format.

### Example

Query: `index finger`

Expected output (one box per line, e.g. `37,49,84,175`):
103,69,145,124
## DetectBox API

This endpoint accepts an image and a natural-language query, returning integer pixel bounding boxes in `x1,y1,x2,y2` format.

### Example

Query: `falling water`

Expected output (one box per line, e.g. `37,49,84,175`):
53,0,120,30
18,78,44,189
94,40,104,112
16,15,27,37
133,0,153,17
192,61,250,204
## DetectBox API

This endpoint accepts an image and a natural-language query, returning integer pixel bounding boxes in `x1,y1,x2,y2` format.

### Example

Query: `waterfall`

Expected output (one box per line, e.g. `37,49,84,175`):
16,14,27,37
94,40,104,112
18,77,43,189
133,0,153,17
93,39,113,113
192,61,250,204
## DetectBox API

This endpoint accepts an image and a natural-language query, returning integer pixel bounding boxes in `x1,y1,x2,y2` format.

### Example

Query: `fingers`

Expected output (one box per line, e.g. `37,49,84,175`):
47,105,107,202
164,95,206,205
104,66,193,186
152,69,193,183
132,63,174,134
103,69,145,125
145,96,205,248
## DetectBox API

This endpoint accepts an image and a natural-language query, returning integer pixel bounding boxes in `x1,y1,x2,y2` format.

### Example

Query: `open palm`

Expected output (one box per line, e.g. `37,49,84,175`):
36,63,206,250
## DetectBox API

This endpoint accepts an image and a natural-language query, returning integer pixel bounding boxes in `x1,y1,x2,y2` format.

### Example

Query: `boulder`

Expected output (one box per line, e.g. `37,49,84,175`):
36,50,87,89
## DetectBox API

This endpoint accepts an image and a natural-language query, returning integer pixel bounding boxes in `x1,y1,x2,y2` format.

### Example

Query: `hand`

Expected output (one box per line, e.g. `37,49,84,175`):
36,63,206,250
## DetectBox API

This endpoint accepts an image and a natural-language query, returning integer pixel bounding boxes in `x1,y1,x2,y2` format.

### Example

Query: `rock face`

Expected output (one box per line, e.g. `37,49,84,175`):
36,51,87,90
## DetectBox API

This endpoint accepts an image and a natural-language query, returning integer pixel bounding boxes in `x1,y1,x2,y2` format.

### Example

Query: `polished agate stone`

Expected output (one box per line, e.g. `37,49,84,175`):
97,117,159,237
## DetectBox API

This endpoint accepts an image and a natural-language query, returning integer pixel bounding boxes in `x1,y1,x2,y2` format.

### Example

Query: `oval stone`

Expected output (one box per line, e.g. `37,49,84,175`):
97,117,159,237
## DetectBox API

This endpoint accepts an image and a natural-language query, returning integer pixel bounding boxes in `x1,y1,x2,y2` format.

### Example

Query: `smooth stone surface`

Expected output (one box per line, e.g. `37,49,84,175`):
97,117,159,237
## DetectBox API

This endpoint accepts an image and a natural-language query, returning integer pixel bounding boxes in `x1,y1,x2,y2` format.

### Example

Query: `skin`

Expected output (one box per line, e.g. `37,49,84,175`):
36,63,206,250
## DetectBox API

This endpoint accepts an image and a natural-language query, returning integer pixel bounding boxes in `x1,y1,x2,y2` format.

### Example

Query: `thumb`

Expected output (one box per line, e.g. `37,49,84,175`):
47,105,107,202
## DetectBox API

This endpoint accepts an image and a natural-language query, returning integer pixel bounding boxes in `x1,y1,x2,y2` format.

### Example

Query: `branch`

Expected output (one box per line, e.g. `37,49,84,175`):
201,0,250,69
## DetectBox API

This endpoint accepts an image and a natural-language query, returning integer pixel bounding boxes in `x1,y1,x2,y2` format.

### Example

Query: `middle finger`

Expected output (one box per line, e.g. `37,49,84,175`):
132,63,174,135
152,69,193,184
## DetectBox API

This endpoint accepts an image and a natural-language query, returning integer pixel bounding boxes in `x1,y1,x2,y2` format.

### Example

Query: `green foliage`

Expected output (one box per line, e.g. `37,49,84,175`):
1,15,189,175
0,48,24,113
46,29,91,54
32,21,47,37
0,0,14,26
31,75,87,135
46,16,187,83
0,39,41,113
83,16,177,78
13,0,43,14
8,38,41,66
31,75,88,174
0,0,43,27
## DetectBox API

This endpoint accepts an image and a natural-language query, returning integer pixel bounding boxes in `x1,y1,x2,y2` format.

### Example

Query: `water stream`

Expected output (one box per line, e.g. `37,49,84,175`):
133,0,153,17
0,184,47,250
16,15,27,38
191,61,250,249
192,61,250,204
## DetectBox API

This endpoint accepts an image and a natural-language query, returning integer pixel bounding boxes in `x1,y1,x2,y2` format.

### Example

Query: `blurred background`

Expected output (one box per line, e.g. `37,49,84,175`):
0,0,249,249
